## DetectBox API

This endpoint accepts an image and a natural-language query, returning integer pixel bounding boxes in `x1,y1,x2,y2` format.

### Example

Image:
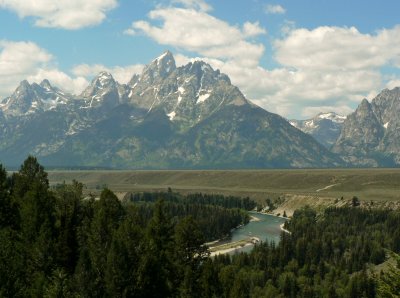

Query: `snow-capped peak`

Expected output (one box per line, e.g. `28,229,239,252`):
153,50,174,65
316,112,346,123
141,51,176,83
96,71,114,86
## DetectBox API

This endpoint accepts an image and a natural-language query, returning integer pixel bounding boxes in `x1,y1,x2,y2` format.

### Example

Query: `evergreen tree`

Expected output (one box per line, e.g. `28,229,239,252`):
105,211,143,297
137,199,174,297
174,216,209,296
88,188,125,296
0,164,18,229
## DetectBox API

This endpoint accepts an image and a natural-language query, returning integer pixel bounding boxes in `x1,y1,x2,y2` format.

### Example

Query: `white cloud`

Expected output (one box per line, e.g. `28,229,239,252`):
127,5,395,118
0,40,146,100
265,4,286,15
170,24,400,118
0,41,50,97
274,26,400,71
72,63,144,84
0,0,117,29
0,40,87,98
28,69,88,96
127,7,265,67
242,22,267,37
171,0,211,12
0,40,53,75
123,28,136,36
386,79,400,90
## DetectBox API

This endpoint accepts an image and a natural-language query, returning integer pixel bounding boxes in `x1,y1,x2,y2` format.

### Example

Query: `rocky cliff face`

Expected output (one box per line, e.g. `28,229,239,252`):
332,88,400,166
0,51,343,168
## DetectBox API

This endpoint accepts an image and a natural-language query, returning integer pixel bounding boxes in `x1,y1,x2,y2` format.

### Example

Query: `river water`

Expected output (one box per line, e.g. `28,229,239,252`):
226,212,287,255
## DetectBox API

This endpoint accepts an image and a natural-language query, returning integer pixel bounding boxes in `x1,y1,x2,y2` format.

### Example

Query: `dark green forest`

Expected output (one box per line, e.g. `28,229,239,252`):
0,156,400,297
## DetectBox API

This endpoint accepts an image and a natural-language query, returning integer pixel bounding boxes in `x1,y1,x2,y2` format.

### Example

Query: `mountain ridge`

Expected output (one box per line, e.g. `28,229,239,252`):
290,112,346,148
0,51,349,168
332,87,400,166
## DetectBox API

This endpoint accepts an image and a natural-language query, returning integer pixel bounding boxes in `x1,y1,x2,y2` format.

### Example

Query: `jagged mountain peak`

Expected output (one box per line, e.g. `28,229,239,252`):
128,74,140,87
80,71,121,109
290,111,346,148
142,50,176,83
355,98,375,117
19,79,31,89
152,50,175,65
379,86,400,96
95,71,115,86
372,87,400,111
331,88,400,166
0,50,345,169
81,71,117,98
182,60,230,83
0,78,71,116
360,98,370,106
40,79,53,90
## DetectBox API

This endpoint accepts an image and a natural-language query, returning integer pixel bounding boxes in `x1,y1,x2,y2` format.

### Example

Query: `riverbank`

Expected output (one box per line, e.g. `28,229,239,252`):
209,237,260,257
208,212,287,256
280,223,291,234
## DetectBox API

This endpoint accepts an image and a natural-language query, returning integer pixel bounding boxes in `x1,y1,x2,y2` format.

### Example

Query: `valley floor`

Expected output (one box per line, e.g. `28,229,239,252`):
48,168,400,213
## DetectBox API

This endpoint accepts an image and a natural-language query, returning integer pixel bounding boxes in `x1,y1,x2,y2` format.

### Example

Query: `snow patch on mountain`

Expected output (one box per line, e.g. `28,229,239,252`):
317,112,347,123
384,121,389,129
197,93,210,104
167,111,176,121
290,112,346,148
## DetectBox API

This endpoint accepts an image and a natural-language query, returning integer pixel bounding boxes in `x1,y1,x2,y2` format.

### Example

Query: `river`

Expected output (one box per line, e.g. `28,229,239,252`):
210,212,287,256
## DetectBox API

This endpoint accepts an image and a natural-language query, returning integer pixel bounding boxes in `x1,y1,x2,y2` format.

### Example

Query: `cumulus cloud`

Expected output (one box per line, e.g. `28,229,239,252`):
274,26,400,71
386,79,400,90
72,63,144,84
123,28,136,36
0,40,146,100
170,23,400,118
0,0,117,29
268,26,400,117
243,22,267,37
171,0,211,12
127,4,393,117
0,40,88,98
265,4,286,15
28,69,88,96
127,7,265,67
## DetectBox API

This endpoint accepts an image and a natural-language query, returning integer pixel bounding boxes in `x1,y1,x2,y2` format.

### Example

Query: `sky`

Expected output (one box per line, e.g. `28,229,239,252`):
1,0,400,119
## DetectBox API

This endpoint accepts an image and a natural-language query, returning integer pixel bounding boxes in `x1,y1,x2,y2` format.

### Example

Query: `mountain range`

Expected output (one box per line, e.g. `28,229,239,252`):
290,112,346,149
0,51,399,168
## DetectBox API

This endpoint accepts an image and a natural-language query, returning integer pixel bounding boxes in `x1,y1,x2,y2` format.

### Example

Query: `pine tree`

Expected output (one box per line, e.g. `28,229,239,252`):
88,188,125,296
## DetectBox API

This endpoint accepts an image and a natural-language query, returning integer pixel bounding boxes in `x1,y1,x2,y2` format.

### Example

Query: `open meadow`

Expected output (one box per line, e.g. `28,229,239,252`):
48,168,400,203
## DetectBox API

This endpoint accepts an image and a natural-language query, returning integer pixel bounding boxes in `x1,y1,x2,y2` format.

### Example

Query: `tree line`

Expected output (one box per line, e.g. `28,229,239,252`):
0,156,399,297
0,156,251,297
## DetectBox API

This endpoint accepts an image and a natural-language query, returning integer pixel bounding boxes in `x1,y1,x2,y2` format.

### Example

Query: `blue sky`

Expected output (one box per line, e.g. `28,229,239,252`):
1,0,400,118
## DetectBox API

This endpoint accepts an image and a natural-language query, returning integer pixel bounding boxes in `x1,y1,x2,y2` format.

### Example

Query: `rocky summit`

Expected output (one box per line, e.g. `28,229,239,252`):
290,112,346,149
0,51,344,168
332,87,400,166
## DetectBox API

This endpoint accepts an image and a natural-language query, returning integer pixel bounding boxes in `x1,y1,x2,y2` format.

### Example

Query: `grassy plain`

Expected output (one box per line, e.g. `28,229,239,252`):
48,168,400,203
